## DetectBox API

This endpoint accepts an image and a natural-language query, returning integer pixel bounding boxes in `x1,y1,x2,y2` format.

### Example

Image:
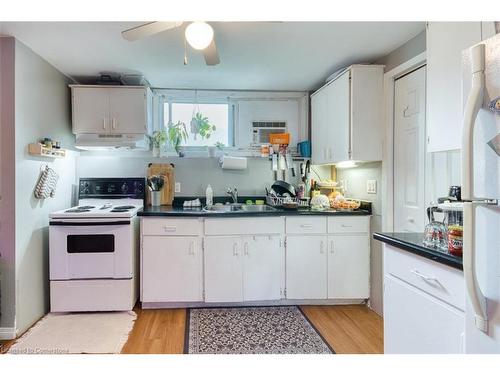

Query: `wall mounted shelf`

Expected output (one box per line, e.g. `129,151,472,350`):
28,143,66,158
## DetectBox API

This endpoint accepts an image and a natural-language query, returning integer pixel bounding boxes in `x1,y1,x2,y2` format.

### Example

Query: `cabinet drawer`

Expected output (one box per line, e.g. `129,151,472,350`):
142,218,202,236
384,245,465,311
328,216,369,234
286,217,327,234
205,217,284,235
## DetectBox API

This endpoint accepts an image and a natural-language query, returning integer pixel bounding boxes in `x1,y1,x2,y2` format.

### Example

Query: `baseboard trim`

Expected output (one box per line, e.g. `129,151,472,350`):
142,298,368,309
0,327,16,340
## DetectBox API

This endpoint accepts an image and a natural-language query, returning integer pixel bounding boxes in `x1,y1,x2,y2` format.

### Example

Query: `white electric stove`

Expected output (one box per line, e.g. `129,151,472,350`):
49,177,145,312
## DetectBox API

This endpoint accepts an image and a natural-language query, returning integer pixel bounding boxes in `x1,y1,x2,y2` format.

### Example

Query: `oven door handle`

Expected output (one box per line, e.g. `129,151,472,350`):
50,220,131,226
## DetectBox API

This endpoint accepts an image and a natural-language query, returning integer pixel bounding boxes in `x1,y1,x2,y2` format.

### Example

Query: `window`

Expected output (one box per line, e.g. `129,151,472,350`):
163,100,232,147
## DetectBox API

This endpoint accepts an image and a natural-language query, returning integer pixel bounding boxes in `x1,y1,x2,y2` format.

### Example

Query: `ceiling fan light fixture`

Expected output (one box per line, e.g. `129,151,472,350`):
185,22,214,50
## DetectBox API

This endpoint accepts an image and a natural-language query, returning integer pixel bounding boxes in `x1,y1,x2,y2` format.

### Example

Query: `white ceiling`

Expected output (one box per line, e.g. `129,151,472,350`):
0,21,425,90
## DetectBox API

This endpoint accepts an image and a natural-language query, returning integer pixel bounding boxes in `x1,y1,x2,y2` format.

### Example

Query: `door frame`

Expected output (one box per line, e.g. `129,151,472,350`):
382,52,427,232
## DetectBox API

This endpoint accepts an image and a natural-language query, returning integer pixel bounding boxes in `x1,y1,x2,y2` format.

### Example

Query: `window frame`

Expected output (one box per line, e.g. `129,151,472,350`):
160,95,235,149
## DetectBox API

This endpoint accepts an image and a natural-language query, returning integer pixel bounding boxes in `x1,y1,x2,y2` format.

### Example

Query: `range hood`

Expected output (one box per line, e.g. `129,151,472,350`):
74,133,148,150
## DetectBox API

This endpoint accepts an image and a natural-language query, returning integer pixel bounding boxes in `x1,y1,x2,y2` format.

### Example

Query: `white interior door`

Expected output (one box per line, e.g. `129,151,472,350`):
394,66,426,232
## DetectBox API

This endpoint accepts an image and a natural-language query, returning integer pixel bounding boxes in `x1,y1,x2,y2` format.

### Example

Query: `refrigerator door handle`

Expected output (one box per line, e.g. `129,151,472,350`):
462,43,485,201
463,202,488,332
461,44,488,333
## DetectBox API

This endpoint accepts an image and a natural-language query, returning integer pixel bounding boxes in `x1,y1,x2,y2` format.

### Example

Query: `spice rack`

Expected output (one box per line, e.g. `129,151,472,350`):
28,143,66,158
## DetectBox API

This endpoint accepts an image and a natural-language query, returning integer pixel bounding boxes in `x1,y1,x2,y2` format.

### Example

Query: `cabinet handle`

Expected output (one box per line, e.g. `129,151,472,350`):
244,242,249,256
112,118,117,130
163,226,177,232
300,224,313,229
320,241,325,254
103,118,107,130
233,243,238,256
341,224,353,228
411,269,439,283
330,240,334,254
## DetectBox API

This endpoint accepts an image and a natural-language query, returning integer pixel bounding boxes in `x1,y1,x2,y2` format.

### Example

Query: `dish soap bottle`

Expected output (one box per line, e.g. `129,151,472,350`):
206,184,213,207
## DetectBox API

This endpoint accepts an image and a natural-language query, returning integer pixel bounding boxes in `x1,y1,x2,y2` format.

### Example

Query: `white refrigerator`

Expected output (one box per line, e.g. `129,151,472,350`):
462,32,500,353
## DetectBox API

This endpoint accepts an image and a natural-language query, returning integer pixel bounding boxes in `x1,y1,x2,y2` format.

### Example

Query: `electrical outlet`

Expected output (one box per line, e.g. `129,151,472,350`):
175,182,181,193
367,180,377,194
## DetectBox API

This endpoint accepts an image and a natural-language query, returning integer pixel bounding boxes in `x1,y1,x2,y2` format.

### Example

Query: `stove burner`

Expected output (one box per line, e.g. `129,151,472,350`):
77,206,95,209
110,209,130,212
114,205,136,210
65,208,91,213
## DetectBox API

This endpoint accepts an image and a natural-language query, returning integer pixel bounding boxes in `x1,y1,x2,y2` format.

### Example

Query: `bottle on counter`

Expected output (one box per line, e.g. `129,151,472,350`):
205,184,213,207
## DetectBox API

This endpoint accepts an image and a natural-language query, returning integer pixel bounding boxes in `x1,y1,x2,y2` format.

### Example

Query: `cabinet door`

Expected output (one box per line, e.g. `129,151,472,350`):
311,90,327,164
384,275,465,354
72,87,110,134
243,236,284,301
286,235,327,299
109,88,147,134
142,236,202,302
426,22,482,152
204,236,243,302
326,71,350,163
328,235,370,299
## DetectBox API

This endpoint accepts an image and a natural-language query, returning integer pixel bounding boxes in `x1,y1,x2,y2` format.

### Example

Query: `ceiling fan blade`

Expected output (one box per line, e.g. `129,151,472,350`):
122,21,183,41
203,39,220,66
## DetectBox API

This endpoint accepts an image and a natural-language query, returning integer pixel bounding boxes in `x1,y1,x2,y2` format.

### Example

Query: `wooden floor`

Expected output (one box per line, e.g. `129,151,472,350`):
122,304,383,354
2,304,383,354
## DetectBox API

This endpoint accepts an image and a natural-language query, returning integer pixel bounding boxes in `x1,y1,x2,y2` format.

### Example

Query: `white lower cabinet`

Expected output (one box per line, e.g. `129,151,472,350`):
204,235,284,302
204,236,244,303
327,235,370,299
242,236,284,301
286,235,328,299
142,236,203,303
384,275,465,354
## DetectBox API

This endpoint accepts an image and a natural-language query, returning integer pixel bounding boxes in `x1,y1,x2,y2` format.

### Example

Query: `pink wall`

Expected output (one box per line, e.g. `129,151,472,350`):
0,36,16,328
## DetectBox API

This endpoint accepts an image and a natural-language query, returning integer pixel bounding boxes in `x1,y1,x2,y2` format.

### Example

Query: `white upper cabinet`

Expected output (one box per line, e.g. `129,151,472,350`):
426,22,497,152
311,65,384,164
71,85,151,135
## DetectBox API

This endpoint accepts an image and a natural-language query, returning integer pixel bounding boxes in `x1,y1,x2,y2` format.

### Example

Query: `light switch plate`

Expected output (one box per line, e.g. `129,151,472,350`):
367,180,377,194
175,182,181,193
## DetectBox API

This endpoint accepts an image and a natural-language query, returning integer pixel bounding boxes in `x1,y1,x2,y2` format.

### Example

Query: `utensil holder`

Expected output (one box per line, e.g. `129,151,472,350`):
151,191,162,206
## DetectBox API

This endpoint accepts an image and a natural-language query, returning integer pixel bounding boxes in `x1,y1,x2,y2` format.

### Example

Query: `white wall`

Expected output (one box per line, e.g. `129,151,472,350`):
77,155,302,197
336,162,383,315
14,39,76,336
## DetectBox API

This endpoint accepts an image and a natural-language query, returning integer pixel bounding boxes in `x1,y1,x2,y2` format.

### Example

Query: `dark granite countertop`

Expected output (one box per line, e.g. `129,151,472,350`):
373,232,463,270
138,205,371,217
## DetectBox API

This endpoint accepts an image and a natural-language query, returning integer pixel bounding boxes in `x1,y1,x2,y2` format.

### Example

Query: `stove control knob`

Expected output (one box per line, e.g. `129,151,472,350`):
121,183,129,194
82,182,90,194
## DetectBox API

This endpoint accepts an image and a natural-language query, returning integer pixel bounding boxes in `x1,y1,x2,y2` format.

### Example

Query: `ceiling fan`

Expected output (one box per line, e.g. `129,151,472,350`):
121,21,220,66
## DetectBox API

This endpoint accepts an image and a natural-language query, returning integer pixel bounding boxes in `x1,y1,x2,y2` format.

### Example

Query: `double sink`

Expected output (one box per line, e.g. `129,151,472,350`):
203,203,277,213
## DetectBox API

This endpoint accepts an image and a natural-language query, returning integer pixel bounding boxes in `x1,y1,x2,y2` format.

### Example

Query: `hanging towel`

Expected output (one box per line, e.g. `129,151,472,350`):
34,165,59,199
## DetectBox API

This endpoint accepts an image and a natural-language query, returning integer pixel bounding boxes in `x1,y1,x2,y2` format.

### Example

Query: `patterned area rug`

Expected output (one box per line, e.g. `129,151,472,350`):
185,306,334,354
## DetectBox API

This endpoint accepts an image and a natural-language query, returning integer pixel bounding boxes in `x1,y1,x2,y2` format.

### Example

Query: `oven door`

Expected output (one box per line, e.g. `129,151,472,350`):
49,219,133,280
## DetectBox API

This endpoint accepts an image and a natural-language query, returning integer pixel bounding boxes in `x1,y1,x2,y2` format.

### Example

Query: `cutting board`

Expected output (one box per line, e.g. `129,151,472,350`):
146,163,175,206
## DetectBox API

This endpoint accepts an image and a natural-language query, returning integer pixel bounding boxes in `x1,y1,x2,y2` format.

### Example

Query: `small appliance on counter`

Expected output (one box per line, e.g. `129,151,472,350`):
49,177,145,312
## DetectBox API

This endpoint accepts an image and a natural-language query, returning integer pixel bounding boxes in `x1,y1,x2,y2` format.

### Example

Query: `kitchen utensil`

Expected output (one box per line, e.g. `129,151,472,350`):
271,180,296,197
272,154,278,180
285,152,296,177
146,163,174,206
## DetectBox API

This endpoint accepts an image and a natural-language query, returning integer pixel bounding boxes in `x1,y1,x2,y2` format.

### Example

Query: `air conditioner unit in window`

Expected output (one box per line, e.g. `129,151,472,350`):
252,121,287,145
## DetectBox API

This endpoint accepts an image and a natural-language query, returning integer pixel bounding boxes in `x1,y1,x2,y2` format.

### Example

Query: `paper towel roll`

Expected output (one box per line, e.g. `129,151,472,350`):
219,155,248,170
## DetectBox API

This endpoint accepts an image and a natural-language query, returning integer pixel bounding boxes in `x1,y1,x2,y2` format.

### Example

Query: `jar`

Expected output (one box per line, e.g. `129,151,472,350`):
447,225,463,257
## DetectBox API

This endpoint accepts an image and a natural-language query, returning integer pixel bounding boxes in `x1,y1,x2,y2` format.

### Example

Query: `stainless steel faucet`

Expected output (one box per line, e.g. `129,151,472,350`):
226,187,238,203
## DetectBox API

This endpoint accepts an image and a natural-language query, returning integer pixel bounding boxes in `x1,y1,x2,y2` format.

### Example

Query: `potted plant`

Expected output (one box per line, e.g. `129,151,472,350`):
168,121,188,156
147,129,167,157
190,112,216,140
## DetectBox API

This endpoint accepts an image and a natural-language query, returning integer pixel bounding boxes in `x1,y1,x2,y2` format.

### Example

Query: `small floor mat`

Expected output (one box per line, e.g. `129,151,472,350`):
185,306,334,354
7,311,136,354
